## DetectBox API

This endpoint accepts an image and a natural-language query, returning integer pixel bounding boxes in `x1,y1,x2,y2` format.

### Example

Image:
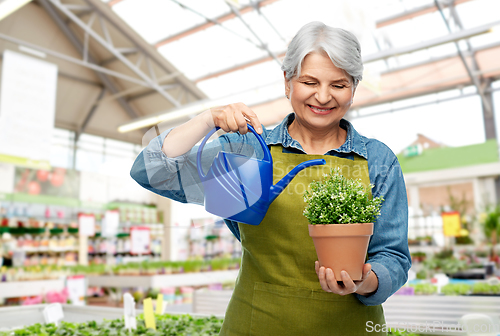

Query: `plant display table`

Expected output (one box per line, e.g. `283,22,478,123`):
0,304,224,334
383,295,500,335
0,304,138,329
0,279,65,300
87,270,239,288
193,290,500,335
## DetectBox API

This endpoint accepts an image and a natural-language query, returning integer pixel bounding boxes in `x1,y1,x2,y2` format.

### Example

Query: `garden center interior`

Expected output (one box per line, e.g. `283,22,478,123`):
1,0,500,334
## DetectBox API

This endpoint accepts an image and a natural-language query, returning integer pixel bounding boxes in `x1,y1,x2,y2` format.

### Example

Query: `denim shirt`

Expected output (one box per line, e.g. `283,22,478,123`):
130,113,411,306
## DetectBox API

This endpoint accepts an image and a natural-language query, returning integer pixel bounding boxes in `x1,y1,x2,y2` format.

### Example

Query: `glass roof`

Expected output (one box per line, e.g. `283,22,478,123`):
109,0,500,100
104,0,500,153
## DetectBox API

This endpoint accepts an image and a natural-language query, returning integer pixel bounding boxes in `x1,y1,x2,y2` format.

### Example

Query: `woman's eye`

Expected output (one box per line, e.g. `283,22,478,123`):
333,85,345,89
303,82,316,85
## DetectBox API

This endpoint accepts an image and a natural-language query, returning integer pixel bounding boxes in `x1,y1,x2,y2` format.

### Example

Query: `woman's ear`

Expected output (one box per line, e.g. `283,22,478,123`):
284,71,290,98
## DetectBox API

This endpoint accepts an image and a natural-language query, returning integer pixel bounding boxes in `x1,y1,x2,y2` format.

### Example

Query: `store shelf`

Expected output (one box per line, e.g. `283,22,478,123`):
0,279,65,300
87,270,239,288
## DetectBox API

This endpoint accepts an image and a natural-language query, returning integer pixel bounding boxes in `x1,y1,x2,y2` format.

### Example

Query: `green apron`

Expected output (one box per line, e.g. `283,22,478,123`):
220,145,386,336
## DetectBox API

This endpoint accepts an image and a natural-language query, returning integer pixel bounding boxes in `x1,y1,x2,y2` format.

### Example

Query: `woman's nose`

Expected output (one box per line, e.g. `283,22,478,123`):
315,87,332,104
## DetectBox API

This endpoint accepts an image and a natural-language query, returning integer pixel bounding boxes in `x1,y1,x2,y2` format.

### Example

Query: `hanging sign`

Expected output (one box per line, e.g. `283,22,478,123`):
78,214,95,237
130,226,150,255
442,211,461,237
0,50,57,168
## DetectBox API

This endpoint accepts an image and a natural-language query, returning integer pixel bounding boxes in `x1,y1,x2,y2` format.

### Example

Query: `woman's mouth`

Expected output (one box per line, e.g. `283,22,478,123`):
308,105,334,115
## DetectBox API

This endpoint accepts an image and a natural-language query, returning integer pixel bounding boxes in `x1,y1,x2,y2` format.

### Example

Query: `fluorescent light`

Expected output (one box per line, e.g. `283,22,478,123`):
118,98,229,133
0,0,32,21
118,80,284,133
490,25,500,34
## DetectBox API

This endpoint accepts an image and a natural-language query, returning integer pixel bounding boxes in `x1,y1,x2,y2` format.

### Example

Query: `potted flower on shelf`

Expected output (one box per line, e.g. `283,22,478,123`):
303,168,384,281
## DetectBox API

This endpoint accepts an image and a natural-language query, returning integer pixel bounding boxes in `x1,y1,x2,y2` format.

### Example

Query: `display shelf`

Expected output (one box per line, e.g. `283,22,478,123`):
17,247,79,253
0,279,65,300
87,270,239,288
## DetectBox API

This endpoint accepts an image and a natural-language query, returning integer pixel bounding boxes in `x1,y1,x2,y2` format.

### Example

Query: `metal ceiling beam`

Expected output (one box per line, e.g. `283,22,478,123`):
379,38,500,75
76,87,107,142
226,1,281,66
47,0,182,108
194,51,286,83
364,20,500,63
167,0,265,51
0,32,150,87
376,0,473,28
38,0,140,119
154,0,279,48
108,0,124,6
350,88,500,119
250,0,286,43
0,53,101,87
447,2,497,140
128,84,181,102
435,0,493,119
193,20,500,83
82,0,206,101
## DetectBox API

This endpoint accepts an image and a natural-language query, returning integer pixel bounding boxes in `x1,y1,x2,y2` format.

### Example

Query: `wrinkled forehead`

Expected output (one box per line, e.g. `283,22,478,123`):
294,51,354,83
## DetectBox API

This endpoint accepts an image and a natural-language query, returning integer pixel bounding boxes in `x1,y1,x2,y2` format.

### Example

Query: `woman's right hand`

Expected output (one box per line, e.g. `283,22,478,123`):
206,103,263,135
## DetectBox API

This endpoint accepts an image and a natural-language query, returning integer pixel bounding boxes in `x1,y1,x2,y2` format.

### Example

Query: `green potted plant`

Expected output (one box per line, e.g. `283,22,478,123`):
303,168,384,281
482,205,500,261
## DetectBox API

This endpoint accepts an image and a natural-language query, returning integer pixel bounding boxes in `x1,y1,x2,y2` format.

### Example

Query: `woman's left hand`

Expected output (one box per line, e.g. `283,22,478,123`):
315,261,378,296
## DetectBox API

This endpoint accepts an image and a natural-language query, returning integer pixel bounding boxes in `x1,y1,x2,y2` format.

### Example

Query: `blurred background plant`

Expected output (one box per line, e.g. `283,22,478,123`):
481,204,500,261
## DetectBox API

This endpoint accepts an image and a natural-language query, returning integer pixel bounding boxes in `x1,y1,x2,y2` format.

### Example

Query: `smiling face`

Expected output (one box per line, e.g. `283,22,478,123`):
285,52,356,131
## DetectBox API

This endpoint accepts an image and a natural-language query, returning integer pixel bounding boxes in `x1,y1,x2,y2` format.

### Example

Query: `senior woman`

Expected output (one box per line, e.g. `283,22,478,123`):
131,21,411,335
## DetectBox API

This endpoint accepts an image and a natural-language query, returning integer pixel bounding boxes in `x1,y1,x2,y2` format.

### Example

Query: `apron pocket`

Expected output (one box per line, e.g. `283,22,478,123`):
249,282,386,336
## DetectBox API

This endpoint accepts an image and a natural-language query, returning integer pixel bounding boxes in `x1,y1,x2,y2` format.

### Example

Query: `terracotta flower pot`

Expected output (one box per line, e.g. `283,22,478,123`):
308,223,373,281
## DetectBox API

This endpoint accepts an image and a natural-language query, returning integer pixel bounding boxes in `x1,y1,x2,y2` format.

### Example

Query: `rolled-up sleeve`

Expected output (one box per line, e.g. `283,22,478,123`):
356,153,411,306
130,128,194,203
130,127,264,206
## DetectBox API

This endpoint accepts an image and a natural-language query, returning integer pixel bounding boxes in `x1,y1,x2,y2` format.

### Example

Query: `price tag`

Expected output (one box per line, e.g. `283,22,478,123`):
442,211,461,237
102,210,120,237
43,303,64,326
143,297,156,330
130,227,150,255
123,293,137,330
66,275,86,305
78,214,95,237
155,293,164,315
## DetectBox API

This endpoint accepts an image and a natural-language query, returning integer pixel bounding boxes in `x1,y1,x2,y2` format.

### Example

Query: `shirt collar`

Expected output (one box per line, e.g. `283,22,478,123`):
265,113,368,159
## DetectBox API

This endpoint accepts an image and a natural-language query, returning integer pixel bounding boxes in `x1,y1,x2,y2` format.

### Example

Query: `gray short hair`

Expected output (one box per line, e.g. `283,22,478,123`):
281,21,363,87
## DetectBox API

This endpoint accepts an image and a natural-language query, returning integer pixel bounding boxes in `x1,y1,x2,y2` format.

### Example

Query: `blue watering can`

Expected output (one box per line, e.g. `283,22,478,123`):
197,124,326,225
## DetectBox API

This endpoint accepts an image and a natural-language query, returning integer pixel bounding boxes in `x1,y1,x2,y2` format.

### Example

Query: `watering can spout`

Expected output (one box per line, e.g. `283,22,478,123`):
269,159,326,202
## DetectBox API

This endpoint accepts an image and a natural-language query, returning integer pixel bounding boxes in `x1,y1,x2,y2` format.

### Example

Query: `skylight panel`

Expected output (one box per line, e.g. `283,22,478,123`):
197,59,283,101
456,0,500,29
468,29,500,49
158,24,268,81
426,42,460,58
180,0,230,19
112,0,205,44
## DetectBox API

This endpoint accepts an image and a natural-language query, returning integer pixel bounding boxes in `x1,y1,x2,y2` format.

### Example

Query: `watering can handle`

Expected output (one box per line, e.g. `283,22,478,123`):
197,124,271,181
